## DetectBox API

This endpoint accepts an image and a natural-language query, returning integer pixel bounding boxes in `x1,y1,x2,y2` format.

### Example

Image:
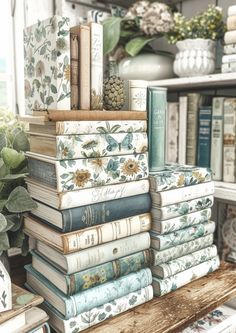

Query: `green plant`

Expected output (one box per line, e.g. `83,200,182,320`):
0,109,37,256
167,5,226,44
103,1,174,57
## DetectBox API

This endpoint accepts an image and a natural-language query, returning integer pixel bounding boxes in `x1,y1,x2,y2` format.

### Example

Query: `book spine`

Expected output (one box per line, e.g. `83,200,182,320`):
228,5,236,17
61,193,151,232
152,195,214,220
70,30,79,109
152,245,217,279
90,22,103,110
222,54,236,64
223,99,236,182
186,93,201,165
210,97,224,181
68,249,151,294
178,96,187,165
166,102,179,164
224,44,236,55
54,132,148,160
197,107,212,168
150,221,215,251
224,31,236,45
80,25,90,110
55,120,147,135
221,62,236,73
152,256,220,296
148,87,167,172
152,234,214,266
63,213,151,253
152,208,211,234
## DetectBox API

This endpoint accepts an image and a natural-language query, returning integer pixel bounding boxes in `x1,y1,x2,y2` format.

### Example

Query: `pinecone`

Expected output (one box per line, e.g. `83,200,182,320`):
103,76,125,110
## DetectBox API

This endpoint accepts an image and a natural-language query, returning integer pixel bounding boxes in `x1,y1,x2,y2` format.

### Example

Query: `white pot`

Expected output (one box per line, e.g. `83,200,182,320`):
174,38,216,77
118,52,174,81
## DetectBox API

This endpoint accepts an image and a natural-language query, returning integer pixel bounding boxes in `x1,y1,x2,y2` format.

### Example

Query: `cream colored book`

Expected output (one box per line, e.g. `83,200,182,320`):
80,25,90,110
224,31,236,45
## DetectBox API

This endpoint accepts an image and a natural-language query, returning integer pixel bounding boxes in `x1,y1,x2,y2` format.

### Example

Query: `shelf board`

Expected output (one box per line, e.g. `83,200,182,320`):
214,181,236,201
148,73,236,90
85,262,236,333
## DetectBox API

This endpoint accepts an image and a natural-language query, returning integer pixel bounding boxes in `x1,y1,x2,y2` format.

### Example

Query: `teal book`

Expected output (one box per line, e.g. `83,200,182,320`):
147,87,167,173
25,265,152,319
197,106,212,168
31,249,151,295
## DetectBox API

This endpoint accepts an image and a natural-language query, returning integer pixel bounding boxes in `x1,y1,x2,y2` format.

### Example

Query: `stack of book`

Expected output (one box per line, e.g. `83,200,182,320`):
149,165,220,297
0,284,50,333
222,5,236,73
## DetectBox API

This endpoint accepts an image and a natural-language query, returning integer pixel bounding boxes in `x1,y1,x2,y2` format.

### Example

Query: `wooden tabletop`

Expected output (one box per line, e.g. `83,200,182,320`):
84,261,236,333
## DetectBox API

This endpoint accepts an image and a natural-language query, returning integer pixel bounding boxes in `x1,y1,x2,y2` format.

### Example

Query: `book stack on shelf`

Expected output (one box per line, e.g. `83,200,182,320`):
0,284,50,333
222,5,236,74
149,165,220,297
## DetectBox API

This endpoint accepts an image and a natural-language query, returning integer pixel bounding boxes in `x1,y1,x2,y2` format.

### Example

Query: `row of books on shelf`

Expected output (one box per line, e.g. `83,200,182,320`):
166,94,236,183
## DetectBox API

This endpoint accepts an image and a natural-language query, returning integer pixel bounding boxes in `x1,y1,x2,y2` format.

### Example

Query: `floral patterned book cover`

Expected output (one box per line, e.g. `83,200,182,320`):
24,16,71,114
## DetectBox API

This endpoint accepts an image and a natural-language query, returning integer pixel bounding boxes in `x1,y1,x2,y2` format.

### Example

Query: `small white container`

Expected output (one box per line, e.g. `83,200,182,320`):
129,80,148,111
0,260,12,312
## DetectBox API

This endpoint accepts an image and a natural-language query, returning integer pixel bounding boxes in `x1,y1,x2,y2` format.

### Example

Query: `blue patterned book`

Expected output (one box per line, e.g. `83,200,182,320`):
197,106,212,168
25,265,152,319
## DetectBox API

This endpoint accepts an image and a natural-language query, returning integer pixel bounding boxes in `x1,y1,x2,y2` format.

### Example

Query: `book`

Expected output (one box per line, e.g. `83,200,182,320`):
17,307,49,333
27,119,147,135
34,232,151,274
165,102,179,164
223,98,236,182
148,87,167,172
70,26,80,109
151,208,211,234
181,304,236,333
80,25,90,110
152,195,214,221
222,54,236,64
90,22,103,110
178,96,188,165
152,234,214,266
25,265,152,319
151,245,217,279
197,106,212,168
150,181,215,207
222,216,236,263
0,310,25,332
152,256,220,296
24,213,151,254
31,285,153,333
28,132,148,159
150,220,215,251
26,178,150,210
224,44,236,55
222,62,236,73
26,152,149,192
210,97,224,181
31,249,151,295
149,164,212,192
24,16,71,114
30,192,151,232
224,31,236,45
228,5,236,17
227,16,236,31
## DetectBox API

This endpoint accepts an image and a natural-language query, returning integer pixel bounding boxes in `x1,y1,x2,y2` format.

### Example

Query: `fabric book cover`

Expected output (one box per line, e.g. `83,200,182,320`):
27,152,149,192
24,16,71,114
166,102,179,164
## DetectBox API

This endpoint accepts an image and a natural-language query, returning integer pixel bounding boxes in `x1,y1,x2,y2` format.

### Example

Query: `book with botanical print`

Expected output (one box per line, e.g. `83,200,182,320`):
152,195,214,221
31,249,151,295
25,265,152,319
26,152,149,192
152,256,220,296
28,132,148,159
150,220,215,251
24,16,71,114
149,165,212,192
24,213,151,254
151,208,211,234
152,245,217,279
152,234,214,266
166,102,179,164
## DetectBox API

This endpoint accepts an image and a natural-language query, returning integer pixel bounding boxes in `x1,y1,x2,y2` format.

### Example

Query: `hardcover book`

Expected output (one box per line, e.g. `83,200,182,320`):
178,96,188,165
26,152,149,192
34,232,151,274
28,132,148,159
24,16,71,114
152,256,220,296
31,249,151,295
166,102,179,164
13,307,49,333
25,265,152,319
224,44,236,55
30,192,151,232
197,106,212,168
228,5,236,16
79,25,90,110
24,213,151,254
151,245,217,279
224,31,236,45
222,62,236,73
70,26,80,109
222,54,236,64
150,220,215,251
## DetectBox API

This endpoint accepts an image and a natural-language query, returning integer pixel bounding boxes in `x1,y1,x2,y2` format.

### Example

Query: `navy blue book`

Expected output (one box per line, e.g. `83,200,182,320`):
197,106,212,168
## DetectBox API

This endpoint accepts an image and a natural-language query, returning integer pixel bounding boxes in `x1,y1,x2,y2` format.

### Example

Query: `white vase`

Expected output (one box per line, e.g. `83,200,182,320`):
118,53,174,81
174,38,216,77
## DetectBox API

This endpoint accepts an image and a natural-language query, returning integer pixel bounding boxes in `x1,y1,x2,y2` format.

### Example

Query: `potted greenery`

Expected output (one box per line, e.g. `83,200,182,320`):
0,109,37,270
167,5,226,77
